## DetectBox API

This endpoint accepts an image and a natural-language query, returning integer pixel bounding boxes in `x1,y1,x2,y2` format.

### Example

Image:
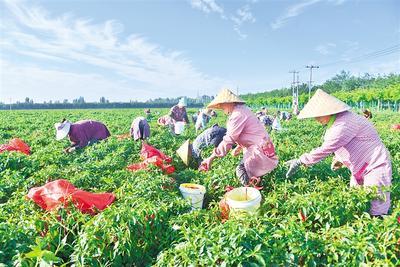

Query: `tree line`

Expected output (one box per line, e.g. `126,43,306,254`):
243,72,400,111
0,96,212,110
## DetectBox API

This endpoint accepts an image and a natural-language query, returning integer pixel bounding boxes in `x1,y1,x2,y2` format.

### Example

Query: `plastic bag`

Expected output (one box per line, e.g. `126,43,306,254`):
127,156,175,174
0,138,30,155
140,142,172,163
127,142,175,174
27,179,115,215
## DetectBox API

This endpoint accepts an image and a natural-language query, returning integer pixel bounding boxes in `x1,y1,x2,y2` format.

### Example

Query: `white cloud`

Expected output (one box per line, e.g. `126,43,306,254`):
0,0,228,102
190,0,225,18
232,5,256,26
329,0,347,5
190,0,257,40
271,0,321,30
233,26,247,40
315,43,337,55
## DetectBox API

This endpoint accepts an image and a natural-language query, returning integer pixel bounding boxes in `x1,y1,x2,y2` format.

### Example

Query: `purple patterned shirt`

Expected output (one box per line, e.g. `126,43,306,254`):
169,105,189,123
300,111,391,185
69,120,111,148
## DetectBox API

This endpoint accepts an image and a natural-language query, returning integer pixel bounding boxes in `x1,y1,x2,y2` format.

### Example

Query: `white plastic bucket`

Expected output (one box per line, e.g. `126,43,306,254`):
174,121,185,135
225,187,262,215
179,183,206,209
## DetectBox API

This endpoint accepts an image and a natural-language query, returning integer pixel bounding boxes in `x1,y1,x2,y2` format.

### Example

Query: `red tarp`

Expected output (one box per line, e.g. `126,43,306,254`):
27,179,115,215
127,142,175,174
0,138,30,155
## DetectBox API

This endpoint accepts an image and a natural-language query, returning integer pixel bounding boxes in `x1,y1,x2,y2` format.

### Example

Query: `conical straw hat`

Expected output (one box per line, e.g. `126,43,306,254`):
298,89,351,119
207,88,245,109
177,139,192,166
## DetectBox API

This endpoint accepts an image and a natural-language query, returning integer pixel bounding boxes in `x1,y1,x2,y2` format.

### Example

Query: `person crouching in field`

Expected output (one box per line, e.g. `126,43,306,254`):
130,117,150,141
199,89,278,186
286,89,392,217
195,109,211,133
177,124,226,167
55,119,111,153
169,97,190,134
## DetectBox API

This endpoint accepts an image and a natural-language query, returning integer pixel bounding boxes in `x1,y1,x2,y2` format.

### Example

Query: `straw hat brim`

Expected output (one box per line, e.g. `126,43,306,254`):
177,139,192,165
207,88,245,110
55,122,71,140
298,89,351,119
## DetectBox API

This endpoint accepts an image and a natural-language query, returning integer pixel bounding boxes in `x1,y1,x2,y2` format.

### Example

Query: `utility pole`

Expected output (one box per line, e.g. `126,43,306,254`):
295,72,300,114
289,70,299,113
305,65,319,100
236,86,239,95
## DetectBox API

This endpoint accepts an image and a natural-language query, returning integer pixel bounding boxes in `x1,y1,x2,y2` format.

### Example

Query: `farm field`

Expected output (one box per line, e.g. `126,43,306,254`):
0,108,399,266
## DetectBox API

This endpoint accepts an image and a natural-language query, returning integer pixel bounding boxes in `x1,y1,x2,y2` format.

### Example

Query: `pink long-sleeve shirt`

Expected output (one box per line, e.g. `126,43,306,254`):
212,105,278,177
300,111,392,186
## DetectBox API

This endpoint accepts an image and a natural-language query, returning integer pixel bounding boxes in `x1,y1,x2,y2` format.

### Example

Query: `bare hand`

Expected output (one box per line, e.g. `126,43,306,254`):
199,157,214,171
331,159,343,171
231,146,242,157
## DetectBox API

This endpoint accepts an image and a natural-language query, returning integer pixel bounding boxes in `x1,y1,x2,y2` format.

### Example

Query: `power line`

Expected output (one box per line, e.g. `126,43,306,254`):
319,44,400,67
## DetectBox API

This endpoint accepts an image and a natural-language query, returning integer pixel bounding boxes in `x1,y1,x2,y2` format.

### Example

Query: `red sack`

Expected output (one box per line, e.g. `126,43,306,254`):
0,138,30,155
127,156,175,174
127,143,175,174
27,179,115,215
141,142,172,163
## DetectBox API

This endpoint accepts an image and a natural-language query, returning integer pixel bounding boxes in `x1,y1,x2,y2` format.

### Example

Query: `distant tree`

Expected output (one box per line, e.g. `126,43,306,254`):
63,99,69,104
99,96,106,103
25,97,30,103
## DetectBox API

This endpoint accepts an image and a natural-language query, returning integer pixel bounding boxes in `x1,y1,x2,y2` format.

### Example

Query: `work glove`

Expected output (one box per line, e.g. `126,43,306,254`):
285,159,302,178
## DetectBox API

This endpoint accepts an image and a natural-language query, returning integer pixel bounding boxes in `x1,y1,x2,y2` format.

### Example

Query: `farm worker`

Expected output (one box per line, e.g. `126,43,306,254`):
157,115,172,126
177,124,227,167
191,111,199,124
169,97,190,134
199,89,278,186
272,116,282,131
195,108,211,132
280,111,291,121
286,89,392,216
54,119,111,153
144,109,152,120
130,117,150,141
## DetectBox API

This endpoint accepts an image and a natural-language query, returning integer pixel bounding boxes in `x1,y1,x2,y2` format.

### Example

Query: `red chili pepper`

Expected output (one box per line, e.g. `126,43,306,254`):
299,209,307,222
225,186,234,192
397,216,400,224
199,163,209,172
219,198,230,222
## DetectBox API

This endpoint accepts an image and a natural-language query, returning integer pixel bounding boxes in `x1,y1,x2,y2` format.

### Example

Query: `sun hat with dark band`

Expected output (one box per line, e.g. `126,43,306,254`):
297,89,351,119
54,121,71,140
207,88,245,110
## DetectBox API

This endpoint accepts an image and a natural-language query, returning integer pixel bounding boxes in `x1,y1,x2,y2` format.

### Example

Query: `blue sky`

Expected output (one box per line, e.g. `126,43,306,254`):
0,0,399,103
